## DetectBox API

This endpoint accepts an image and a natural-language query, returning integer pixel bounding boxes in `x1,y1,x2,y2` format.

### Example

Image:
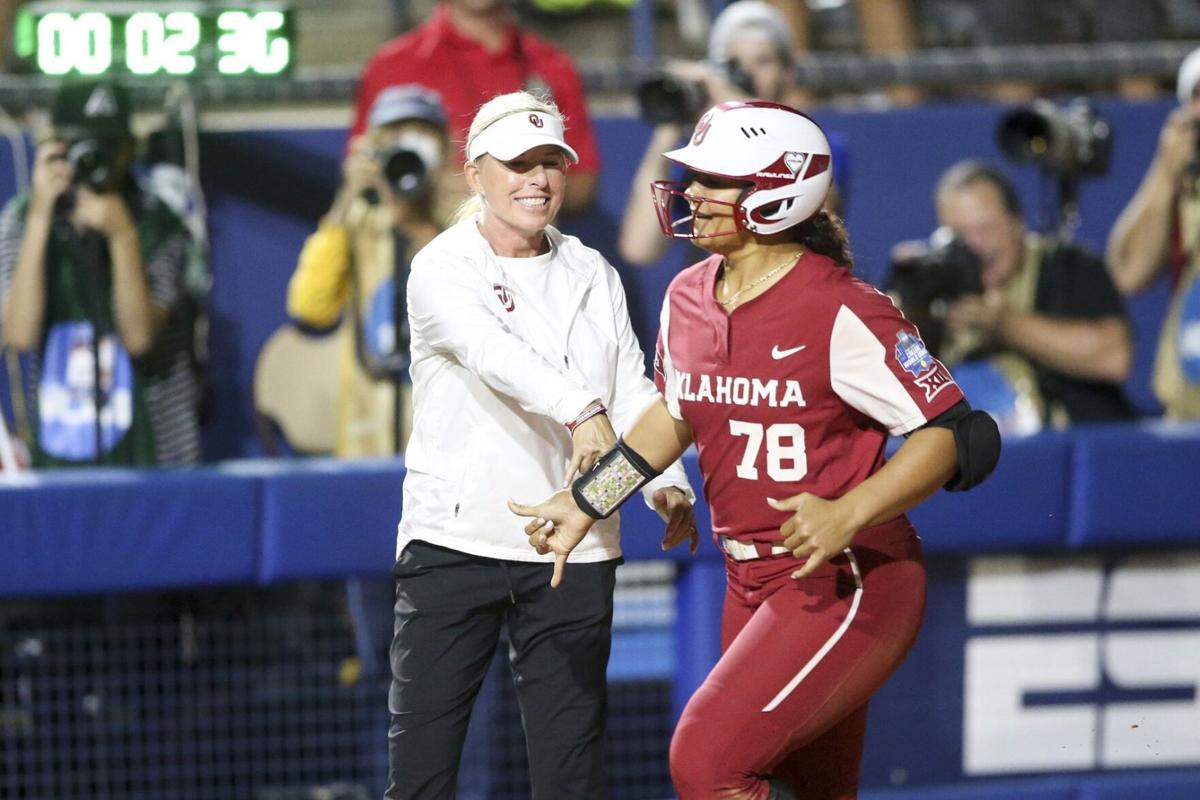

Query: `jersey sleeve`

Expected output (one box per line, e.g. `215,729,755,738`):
829,288,964,436
654,291,684,420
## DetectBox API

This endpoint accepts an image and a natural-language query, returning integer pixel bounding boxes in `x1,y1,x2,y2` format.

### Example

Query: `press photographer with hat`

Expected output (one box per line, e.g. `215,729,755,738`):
287,83,452,456
890,160,1134,434
0,79,199,467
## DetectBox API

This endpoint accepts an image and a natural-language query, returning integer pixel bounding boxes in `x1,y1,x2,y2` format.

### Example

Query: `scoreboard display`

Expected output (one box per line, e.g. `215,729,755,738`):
12,2,294,77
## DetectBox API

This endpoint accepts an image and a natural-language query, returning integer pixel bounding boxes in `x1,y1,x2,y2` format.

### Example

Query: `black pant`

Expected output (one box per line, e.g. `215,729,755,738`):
385,540,618,799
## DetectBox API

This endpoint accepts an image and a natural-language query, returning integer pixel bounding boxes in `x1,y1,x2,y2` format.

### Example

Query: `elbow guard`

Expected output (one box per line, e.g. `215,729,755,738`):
944,409,1001,492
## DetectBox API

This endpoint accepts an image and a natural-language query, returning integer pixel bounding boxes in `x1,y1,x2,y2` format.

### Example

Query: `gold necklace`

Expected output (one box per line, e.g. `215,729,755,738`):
719,251,803,307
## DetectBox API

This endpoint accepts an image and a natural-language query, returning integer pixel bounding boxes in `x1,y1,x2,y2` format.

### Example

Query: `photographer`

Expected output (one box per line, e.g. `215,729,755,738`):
0,80,199,467
893,160,1134,431
287,84,450,456
1106,47,1200,418
618,1,809,267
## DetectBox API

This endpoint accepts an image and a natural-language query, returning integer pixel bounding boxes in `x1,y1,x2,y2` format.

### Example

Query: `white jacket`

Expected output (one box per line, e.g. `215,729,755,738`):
398,217,693,562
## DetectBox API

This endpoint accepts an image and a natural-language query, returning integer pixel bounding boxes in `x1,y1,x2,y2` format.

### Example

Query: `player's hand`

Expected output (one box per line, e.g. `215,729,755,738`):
29,140,72,216
654,487,698,554
508,491,597,588
564,409,615,486
768,493,859,580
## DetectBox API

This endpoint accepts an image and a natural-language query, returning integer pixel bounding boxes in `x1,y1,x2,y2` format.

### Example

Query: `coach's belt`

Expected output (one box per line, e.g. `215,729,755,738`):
720,537,791,561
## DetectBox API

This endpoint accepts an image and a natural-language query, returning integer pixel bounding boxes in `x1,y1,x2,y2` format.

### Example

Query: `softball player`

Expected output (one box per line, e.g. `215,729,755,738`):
511,101,1000,799
386,91,695,799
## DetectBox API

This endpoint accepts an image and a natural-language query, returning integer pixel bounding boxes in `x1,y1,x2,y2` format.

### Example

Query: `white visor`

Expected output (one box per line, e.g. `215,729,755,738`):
466,110,579,164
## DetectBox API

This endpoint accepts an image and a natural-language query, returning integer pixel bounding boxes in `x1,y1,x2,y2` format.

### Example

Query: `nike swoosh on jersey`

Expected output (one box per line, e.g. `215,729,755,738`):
771,344,807,359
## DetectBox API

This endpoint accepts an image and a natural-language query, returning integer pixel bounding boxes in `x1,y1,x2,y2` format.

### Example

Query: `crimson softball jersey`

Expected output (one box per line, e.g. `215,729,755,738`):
655,251,964,800
655,250,963,550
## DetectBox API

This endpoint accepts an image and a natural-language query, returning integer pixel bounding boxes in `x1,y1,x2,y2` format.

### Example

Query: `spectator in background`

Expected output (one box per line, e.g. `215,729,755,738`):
350,0,600,215
288,84,451,456
619,1,840,268
0,80,200,467
765,0,922,105
901,160,1134,433
1106,47,1200,419
919,0,1165,100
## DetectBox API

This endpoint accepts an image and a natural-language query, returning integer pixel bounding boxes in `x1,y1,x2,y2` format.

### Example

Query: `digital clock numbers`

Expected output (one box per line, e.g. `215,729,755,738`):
13,2,294,77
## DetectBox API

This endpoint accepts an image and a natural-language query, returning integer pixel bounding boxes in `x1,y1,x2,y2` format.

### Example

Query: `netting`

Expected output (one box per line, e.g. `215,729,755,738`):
0,563,677,799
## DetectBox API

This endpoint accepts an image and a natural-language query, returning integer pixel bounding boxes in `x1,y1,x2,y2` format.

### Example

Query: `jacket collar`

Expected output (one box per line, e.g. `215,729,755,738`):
457,215,599,321
461,214,594,278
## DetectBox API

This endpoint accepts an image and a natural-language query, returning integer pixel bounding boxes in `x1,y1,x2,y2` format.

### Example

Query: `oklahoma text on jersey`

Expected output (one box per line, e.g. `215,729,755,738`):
673,371,807,408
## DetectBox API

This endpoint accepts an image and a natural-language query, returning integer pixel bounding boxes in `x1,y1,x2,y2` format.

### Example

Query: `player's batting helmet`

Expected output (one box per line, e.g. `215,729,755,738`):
651,100,833,238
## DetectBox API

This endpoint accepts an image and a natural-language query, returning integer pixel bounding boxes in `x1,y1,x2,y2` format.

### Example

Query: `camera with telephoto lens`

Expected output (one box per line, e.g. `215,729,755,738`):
636,60,755,125
996,98,1112,178
369,131,441,202
885,227,984,358
65,138,119,190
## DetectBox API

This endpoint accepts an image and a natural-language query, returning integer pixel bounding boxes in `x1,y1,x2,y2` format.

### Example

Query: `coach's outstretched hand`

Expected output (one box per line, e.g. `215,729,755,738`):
509,491,598,588
565,410,616,486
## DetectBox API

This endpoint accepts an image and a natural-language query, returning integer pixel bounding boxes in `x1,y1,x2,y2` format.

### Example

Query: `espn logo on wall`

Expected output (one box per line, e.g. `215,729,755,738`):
962,554,1200,774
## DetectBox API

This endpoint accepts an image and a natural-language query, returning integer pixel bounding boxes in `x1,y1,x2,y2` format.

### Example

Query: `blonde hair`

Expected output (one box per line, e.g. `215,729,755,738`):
451,90,567,225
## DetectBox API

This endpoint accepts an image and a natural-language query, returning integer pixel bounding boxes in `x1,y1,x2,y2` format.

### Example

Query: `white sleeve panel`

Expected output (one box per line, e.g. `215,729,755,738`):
408,250,596,426
829,304,929,436
657,292,684,421
598,260,694,506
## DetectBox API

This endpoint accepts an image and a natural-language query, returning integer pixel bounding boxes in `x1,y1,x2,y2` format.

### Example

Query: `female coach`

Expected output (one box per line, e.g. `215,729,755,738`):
386,90,696,799
511,100,1000,800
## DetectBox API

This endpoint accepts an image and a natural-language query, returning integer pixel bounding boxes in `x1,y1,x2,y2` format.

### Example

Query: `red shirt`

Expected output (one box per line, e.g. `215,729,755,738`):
350,5,600,174
654,252,963,545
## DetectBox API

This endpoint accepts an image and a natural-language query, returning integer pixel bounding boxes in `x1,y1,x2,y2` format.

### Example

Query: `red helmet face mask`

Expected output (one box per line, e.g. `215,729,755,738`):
651,100,833,241
650,180,745,240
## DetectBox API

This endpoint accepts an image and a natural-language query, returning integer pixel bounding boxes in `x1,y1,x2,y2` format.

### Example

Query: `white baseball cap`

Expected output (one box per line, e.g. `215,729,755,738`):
707,0,793,64
466,109,579,164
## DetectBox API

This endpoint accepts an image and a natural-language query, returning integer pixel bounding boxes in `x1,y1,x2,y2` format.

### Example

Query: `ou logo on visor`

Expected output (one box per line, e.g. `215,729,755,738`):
528,114,544,128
